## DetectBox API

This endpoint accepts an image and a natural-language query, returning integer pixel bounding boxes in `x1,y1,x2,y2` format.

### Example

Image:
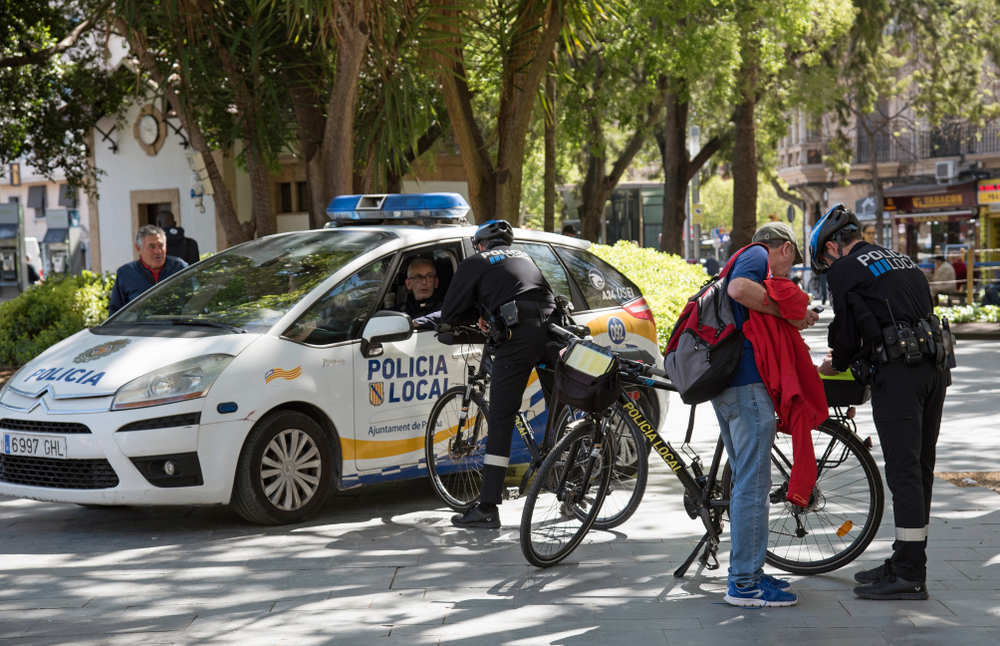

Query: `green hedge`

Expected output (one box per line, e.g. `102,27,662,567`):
0,271,113,367
591,241,709,349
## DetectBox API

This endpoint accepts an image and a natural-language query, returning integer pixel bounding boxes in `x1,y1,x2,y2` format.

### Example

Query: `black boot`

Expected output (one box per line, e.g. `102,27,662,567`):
854,562,929,600
854,558,892,584
451,504,500,529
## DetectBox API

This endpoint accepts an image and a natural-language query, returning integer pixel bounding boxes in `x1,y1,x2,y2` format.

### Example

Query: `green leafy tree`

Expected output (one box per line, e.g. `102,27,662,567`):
650,0,740,255
1,0,133,189
726,0,853,251
429,0,598,224
558,2,669,242
115,0,285,243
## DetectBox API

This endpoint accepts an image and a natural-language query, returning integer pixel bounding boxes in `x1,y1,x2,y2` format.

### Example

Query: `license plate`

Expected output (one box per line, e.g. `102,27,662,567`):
2,432,69,459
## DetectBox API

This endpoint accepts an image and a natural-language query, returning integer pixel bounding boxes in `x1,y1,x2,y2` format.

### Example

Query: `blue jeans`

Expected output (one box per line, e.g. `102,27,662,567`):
711,382,776,588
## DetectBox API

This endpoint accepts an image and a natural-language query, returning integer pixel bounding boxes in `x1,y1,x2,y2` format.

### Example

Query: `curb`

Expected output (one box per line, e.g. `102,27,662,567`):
951,322,1000,340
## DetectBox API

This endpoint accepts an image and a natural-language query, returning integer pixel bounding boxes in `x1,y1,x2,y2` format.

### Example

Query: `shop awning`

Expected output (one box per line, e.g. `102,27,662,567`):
42,228,68,244
890,209,977,222
883,180,975,197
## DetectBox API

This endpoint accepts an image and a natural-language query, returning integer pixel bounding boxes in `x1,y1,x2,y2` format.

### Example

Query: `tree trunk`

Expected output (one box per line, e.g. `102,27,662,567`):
493,1,563,225
245,151,275,237
215,44,275,238
318,21,369,223
730,28,759,252
543,60,556,233
431,0,562,224
578,146,606,242
289,82,328,228
656,87,689,255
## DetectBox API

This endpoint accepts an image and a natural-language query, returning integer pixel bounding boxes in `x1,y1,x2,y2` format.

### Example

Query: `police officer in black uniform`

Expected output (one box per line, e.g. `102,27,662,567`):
440,219,556,529
813,204,951,600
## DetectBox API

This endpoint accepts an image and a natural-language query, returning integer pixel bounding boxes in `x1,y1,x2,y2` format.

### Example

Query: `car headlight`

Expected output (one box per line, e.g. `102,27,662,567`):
112,354,234,410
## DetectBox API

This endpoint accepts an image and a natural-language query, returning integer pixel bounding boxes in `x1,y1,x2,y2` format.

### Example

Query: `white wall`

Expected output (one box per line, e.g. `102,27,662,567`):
93,101,217,272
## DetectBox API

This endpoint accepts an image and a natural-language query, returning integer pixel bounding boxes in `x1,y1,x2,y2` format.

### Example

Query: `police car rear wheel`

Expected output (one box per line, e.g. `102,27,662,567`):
232,411,333,525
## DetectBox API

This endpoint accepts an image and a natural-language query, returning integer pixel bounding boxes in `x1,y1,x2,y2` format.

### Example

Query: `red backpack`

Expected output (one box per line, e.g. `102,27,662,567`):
664,244,763,404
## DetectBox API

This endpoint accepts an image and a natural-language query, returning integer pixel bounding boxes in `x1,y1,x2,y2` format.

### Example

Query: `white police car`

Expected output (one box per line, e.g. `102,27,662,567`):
0,193,666,524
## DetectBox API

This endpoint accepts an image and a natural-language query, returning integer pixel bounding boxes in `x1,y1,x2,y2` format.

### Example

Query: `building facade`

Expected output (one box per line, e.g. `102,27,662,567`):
777,110,1000,284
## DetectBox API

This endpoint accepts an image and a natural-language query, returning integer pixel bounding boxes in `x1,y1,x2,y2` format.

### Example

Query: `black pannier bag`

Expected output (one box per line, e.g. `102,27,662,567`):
553,339,621,413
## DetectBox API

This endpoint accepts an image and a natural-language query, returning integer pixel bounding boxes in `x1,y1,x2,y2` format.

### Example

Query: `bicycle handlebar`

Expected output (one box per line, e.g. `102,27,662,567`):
548,321,674,390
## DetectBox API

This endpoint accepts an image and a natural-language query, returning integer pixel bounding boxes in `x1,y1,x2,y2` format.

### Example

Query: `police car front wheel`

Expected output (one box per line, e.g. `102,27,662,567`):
232,410,333,524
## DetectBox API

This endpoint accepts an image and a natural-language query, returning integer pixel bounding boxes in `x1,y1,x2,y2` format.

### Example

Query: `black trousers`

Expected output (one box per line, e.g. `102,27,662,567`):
870,358,948,580
481,317,556,505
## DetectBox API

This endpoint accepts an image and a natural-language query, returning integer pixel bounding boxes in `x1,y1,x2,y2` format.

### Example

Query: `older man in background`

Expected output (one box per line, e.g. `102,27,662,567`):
108,225,188,315
929,255,956,303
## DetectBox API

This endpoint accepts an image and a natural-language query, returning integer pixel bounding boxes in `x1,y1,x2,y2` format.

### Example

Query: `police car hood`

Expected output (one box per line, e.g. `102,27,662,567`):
9,329,260,398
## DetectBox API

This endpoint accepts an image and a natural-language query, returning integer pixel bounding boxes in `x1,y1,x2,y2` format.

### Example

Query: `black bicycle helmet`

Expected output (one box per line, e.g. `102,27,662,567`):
472,219,514,249
809,203,860,274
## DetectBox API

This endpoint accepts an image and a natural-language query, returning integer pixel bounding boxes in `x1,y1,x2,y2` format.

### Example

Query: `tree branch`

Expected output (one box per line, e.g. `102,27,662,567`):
0,0,114,69
769,175,805,210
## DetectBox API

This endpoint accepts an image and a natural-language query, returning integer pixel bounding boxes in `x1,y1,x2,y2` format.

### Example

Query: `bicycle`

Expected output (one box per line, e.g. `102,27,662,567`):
424,313,650,530
520,324,885,575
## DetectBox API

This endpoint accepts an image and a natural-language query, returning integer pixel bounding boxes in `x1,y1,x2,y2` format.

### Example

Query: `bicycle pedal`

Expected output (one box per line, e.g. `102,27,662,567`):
503,486,521,500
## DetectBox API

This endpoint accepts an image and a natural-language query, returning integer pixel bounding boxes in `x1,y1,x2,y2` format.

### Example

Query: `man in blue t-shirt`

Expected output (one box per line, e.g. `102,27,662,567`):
713,222,819,608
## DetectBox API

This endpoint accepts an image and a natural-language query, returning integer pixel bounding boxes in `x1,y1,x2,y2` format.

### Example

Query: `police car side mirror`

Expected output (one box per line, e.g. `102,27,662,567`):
361,311,414,358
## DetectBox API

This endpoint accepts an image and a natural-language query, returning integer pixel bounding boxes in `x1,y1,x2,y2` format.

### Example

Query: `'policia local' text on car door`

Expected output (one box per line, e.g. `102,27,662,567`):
351,245,466,481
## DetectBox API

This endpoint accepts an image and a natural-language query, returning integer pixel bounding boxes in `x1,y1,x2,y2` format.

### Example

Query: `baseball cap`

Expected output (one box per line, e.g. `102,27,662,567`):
753,221,803,264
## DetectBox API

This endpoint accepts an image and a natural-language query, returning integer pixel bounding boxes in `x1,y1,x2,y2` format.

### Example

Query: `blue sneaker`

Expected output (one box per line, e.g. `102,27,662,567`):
762,573,791,590
724,580,798,607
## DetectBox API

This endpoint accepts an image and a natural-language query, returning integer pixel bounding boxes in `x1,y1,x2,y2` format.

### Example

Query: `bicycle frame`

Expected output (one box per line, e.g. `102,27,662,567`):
612,385,731,577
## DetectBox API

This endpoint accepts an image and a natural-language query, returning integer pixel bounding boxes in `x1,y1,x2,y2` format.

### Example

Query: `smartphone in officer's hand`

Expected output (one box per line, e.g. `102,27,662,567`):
811,305,824,314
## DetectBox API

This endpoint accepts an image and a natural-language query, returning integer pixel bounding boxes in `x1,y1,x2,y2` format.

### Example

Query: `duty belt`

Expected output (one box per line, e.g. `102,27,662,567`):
489,299,555,343
878,315,947,367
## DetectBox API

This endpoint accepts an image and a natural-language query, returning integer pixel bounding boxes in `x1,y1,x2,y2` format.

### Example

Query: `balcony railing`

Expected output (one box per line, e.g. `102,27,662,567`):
779,122,1000,169
855,123,1000,163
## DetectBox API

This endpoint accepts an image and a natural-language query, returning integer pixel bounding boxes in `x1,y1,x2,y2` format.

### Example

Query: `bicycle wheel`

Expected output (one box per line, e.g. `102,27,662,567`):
552,404,649,530
723,419,884,575
425,386,489,511
520,421,612,567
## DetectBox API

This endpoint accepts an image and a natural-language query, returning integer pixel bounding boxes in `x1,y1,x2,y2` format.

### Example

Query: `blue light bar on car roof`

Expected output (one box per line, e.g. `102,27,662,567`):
325,192,471,226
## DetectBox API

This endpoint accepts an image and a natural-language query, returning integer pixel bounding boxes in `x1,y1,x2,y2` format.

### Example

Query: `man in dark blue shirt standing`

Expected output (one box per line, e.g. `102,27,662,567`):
712,222,818,608
108,225,187,315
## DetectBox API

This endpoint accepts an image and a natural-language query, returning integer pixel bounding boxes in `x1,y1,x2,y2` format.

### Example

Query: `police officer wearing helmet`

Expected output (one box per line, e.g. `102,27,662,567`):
814,204,952,600
439,219,557,529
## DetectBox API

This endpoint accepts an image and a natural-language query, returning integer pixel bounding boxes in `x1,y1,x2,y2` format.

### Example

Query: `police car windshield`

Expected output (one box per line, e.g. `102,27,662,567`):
108,230,395,332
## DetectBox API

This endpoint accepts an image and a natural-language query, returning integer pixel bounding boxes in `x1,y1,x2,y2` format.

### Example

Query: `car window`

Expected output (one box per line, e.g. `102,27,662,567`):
513,242,573,301
554,246,640,310
383,243,461,311
283,256,393,345
110,230,395,332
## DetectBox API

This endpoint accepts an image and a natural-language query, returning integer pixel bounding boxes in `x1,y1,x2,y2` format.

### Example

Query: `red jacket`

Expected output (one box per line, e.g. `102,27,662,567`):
743,278,828,506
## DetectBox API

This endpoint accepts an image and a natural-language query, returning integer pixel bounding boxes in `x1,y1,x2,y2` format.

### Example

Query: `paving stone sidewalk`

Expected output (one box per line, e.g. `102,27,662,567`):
0,316,997,644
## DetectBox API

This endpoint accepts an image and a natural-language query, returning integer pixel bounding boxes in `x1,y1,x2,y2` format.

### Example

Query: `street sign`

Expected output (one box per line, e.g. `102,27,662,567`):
692,203,706,224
